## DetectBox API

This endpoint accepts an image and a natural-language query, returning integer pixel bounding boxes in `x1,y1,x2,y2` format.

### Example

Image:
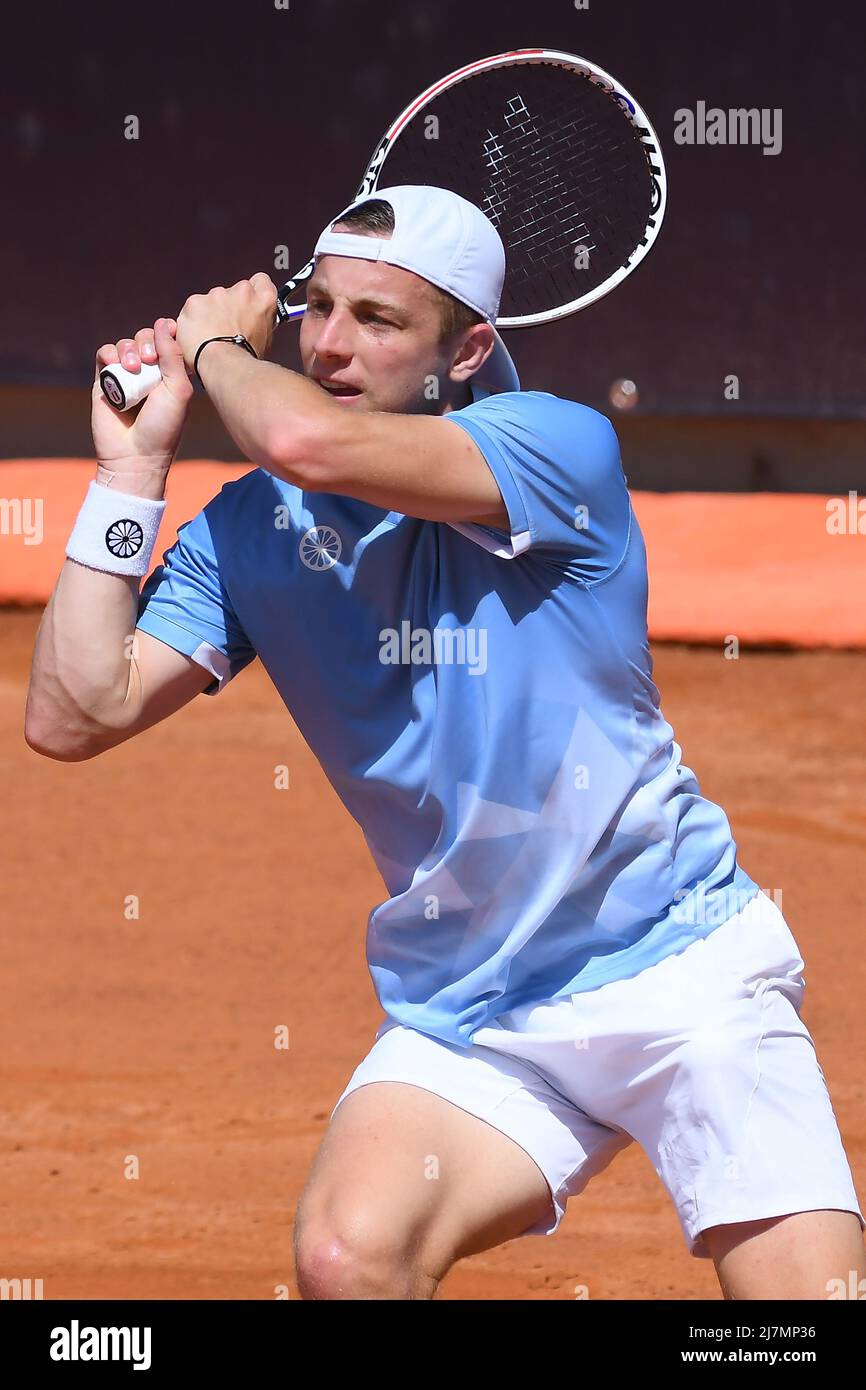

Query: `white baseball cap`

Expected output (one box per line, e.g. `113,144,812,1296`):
312,184,520,395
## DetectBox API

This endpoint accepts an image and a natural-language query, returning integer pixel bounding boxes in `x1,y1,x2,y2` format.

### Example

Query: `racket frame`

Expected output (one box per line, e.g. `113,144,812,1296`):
99,47,666,410
276,45,667,328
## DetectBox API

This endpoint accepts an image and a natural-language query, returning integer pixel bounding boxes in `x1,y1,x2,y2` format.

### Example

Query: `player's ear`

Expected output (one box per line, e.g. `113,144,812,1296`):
448,322,495,383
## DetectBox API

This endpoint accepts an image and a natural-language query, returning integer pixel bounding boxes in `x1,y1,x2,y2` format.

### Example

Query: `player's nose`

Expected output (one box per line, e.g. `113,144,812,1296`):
312,306,353,358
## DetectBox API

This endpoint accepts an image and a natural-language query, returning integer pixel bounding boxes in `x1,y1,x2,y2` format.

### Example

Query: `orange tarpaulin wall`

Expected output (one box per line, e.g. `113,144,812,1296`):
1,460,864,648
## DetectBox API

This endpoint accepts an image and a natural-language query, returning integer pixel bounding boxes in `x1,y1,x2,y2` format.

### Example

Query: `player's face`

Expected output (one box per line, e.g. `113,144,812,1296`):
300,254,470,414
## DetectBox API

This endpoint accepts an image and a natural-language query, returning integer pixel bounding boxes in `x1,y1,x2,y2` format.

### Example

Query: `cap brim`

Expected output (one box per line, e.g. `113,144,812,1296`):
472,328,520,395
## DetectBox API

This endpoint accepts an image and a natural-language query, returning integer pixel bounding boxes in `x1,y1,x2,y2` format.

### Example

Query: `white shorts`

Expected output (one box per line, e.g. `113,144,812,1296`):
332,892,864,1259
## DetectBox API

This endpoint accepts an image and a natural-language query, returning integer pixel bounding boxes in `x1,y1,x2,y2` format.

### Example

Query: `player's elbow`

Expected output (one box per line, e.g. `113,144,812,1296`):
23,705,113,762
24,723,102,761
265,411,348,493
263,425,302,487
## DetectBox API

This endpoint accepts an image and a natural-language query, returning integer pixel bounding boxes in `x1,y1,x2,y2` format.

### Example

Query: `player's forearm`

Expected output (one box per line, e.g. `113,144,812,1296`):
25,469,166,759
195,343,337,483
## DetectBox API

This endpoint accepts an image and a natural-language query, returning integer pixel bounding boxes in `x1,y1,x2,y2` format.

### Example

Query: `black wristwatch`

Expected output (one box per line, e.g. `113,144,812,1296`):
193,334,258,389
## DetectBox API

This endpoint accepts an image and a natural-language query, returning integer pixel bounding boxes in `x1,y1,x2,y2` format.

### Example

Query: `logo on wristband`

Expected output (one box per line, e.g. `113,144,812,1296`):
105,519,145,558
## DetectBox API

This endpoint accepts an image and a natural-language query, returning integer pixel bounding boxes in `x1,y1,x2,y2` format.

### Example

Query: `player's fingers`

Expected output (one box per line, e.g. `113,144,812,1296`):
95,342,121,368
116,336,141,373
153,317,193,397
135,328,157,363
153,317,182,359
250,271,277,300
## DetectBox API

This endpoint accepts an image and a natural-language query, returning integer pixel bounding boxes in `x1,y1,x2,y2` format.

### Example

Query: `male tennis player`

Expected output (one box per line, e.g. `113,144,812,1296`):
27,185,865,1300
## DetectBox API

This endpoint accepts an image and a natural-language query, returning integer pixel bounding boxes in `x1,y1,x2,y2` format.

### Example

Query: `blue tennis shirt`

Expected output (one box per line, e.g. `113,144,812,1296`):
136,387,759,1047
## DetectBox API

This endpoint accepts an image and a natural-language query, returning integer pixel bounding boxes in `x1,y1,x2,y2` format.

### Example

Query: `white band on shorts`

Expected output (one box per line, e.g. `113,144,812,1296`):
66,480,166,577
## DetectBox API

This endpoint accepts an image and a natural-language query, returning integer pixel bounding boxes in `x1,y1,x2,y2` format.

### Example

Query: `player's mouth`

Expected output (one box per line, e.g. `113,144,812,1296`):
315,379,364,404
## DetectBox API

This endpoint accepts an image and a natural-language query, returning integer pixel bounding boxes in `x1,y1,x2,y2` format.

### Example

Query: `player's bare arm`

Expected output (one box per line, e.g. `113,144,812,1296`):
25,320,211,761
195,343,509,526
290,406,509,527
177,266,510,528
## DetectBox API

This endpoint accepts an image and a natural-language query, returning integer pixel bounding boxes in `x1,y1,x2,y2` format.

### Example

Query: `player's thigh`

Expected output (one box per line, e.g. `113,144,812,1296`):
295,1080,554,1273
704,1209,866,1300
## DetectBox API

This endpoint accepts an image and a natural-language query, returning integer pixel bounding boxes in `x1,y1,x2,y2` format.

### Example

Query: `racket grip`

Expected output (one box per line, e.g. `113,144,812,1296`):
99,360,163,412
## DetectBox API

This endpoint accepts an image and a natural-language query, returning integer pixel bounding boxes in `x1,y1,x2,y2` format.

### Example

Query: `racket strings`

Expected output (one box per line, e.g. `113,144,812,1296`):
481,96,608,276
471,83,649,303
381,62,657,319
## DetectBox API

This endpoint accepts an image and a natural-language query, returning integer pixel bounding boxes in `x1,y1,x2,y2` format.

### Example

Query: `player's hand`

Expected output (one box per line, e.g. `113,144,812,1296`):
175,273,278,373
92,318,194,471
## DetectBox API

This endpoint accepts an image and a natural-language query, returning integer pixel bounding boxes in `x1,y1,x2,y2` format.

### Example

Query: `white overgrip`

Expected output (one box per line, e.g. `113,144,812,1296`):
99,359,163,412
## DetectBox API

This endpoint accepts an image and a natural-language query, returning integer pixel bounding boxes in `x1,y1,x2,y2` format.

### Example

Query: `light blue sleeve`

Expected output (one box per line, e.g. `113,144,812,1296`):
445,390,631,578
135,493,256,696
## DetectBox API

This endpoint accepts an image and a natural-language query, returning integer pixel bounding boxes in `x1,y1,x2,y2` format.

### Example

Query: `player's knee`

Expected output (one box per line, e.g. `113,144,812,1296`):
294,1205,437,1300
294,1223,383,1300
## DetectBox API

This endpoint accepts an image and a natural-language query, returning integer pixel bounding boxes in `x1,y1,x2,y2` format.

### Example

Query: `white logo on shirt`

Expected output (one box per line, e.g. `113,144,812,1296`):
299,525,342,570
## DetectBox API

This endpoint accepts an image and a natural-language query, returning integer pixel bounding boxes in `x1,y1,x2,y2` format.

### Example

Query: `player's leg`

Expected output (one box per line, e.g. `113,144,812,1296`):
702,1209,866,1300
293,1079,553,1300
292,1021,630,1300
618,893,866,1295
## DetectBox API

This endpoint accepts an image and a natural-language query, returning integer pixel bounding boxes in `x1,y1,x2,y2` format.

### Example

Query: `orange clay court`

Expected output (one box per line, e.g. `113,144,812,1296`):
0,461,864,1298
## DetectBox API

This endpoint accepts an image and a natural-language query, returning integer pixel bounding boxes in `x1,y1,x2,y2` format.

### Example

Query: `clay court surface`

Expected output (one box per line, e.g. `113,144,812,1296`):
1,607,864,1300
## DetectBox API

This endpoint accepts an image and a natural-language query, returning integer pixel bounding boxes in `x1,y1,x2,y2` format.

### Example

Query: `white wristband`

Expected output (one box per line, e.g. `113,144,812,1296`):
66,479,167,577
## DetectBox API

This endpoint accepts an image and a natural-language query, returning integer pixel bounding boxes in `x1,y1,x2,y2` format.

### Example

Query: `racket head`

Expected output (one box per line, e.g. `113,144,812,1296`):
277,47,666,328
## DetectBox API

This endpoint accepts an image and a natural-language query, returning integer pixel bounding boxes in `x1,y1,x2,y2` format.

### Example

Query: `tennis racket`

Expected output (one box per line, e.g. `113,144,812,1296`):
100,46,666,410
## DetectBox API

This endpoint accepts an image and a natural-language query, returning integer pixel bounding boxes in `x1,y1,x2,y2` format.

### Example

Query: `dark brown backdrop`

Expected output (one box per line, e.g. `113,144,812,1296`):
2,0,864,486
